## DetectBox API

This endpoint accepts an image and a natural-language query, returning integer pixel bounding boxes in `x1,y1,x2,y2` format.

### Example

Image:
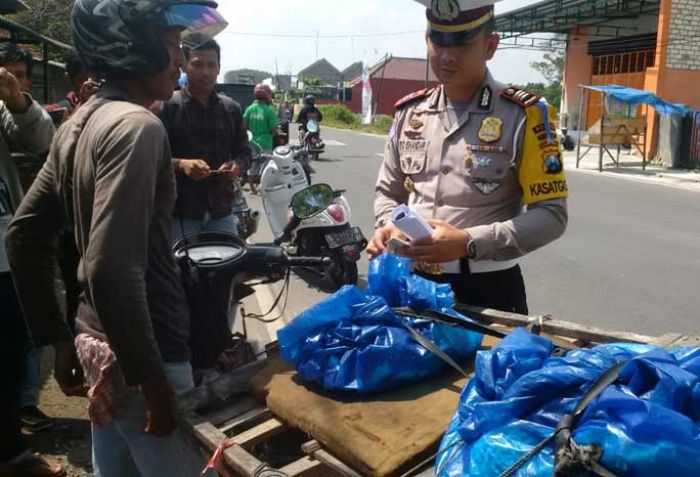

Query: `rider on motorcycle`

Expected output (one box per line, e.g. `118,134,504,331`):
297,94,323,132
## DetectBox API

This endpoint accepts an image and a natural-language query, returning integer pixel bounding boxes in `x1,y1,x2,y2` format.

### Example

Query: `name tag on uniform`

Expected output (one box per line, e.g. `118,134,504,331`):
398,139,427,154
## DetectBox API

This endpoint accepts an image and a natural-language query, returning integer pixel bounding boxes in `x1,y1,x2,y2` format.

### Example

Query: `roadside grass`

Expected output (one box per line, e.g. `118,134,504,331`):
318,104,392,136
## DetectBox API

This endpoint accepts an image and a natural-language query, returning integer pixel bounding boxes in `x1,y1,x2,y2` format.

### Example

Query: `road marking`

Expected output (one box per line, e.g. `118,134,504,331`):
254,282,288,342
568,167,700,193
289,139,346,147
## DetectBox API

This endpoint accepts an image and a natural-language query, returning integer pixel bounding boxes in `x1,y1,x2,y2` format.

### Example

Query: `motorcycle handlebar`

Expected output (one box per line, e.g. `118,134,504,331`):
285,256,332,267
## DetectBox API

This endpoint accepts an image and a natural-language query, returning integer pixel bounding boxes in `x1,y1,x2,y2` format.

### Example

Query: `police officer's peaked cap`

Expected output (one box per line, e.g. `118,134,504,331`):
414,0,501,46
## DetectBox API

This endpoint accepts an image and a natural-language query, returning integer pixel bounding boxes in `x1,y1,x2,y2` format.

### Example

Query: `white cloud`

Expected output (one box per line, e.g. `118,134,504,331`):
216,0,549,84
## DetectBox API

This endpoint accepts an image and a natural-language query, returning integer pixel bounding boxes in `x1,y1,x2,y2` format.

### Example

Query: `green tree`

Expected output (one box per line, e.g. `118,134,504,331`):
15,0,73,46
529,37,565,109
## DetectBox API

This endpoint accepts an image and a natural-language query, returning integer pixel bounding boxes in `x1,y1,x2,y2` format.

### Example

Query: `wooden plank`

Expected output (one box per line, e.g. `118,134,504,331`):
279,456,327,477
235,417,287,448
191,420,264,477
302,440,364,477
201,396,259,427
455,305,658,344
178,359,268,413
220,407,272,435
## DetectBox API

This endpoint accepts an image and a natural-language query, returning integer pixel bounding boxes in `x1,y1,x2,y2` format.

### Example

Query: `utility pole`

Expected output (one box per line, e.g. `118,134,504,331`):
315,31,319,60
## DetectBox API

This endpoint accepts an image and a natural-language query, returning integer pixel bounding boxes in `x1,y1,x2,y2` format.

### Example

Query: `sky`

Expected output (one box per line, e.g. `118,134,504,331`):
216,0,549,85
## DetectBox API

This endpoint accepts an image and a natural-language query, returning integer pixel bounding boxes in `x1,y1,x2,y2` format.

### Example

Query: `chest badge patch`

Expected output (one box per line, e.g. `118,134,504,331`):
409,118,424,130
478,117,503,143
472,180,502,195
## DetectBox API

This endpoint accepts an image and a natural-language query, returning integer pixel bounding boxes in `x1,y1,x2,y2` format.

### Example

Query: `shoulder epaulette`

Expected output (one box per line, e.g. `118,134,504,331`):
501,86,541,108
394,88,433,110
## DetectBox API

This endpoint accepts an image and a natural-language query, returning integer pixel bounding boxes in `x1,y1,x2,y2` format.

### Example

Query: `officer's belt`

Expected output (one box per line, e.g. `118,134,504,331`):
441,258,518,274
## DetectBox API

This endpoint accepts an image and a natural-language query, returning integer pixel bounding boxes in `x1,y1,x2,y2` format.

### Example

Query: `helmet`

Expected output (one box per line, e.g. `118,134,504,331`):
254,83,272,102
303,94,315,106
71,0,227,77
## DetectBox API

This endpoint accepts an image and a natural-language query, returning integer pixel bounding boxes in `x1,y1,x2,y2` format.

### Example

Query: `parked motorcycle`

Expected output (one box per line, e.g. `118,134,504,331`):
260,154,367,289
173,183,335,376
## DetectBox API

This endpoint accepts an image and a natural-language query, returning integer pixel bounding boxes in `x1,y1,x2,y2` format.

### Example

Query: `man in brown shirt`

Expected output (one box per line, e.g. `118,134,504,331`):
5,0,227,475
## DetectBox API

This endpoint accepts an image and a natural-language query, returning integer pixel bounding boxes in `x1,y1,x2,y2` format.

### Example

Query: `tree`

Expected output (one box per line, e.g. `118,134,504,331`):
15,0,74,56
529,36,565,109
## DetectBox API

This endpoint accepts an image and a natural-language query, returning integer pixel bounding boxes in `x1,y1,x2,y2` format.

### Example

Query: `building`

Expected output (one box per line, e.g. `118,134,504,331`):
495,0,700,157
345,56,439,116
297,58,342,86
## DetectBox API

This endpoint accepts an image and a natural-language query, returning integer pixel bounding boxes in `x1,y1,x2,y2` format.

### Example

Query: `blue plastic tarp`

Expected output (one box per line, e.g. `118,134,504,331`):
436,328,700,476
277,254,483,393
585,84,691,116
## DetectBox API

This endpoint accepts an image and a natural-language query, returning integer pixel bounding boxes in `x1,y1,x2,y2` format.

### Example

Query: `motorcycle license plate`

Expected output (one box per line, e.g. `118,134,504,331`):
325,227,365,249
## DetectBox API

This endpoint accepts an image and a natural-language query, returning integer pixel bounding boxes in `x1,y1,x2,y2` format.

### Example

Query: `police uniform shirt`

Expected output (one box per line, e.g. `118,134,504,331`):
374,70,568,262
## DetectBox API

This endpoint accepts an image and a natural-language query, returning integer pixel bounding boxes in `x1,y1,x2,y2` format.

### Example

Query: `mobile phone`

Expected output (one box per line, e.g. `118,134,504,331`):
387,237,411,257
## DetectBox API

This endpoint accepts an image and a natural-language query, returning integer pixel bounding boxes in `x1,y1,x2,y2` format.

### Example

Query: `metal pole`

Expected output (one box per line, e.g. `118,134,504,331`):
642,104,648,170
599,92,605,172
42,41,48,104
374,54,389,120
576,86,585,168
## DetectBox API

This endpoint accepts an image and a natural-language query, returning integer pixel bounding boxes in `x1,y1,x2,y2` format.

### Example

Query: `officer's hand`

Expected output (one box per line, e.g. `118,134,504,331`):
0,68,28,113
219,161,241,180
179,159,210,180
367,222,406,259
403,220,469,263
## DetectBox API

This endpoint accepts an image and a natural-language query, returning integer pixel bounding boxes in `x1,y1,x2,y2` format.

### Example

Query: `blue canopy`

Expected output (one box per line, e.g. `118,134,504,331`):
585,84,691,116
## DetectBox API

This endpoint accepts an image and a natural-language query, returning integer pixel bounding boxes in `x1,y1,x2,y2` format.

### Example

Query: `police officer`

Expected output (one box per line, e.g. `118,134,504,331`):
367,0,568,314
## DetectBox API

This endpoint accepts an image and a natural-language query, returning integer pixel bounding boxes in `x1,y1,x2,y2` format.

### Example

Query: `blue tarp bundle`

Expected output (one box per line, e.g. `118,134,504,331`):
277,254,482,393
436,328,700,476
586,84,691,116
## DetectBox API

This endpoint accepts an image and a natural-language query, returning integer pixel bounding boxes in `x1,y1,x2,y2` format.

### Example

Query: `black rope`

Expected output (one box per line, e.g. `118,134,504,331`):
242,268,291,323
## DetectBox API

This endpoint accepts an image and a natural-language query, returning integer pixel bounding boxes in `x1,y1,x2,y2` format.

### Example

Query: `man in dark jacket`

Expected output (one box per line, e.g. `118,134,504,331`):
154,39,251,242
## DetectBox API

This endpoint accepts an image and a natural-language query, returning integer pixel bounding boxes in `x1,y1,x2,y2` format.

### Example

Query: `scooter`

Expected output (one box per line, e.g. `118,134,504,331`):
173,184,335,378
260,151,367,289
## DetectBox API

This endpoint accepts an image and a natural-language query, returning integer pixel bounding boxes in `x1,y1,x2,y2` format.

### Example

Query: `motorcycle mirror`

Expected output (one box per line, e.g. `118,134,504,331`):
291,183,334,219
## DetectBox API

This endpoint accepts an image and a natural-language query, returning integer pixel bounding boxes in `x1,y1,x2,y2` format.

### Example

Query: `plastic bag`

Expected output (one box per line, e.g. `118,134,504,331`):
436,328,700,476
277,254,482,393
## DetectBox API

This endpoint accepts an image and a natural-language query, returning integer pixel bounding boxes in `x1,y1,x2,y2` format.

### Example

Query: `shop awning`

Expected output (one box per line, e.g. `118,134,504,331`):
583,85,691,116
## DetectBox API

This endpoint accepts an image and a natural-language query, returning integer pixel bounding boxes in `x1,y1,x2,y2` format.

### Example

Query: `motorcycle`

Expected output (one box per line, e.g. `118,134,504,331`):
260,153,367,290
298,117,325,162
231,178,260,240
173,184,335,378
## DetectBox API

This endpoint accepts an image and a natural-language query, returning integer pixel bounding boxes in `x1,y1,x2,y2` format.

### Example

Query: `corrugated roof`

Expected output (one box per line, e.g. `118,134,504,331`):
0,14,71,50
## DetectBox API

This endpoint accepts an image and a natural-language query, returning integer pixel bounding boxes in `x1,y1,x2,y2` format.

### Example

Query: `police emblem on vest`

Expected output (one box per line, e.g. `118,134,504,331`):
478,117,503,143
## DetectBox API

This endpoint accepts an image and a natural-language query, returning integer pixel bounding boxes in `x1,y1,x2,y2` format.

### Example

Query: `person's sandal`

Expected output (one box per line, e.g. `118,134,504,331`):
0,452,65,477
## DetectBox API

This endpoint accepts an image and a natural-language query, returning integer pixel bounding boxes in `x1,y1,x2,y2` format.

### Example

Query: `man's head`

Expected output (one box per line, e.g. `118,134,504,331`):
64,50,89,94
71,0,226,102
183,40,220,94
0,43,34,92
303,94,315,106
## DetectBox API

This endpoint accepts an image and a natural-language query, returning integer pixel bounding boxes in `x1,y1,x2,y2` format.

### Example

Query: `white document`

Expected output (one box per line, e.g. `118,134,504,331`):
390,205,433,242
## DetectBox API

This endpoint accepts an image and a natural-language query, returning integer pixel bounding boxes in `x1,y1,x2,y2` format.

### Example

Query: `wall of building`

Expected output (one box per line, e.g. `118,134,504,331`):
666,0,700,70
562,27,593,130
347,78,438,116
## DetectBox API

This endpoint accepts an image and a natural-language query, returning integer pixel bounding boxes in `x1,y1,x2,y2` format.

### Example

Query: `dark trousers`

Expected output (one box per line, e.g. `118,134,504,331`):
421,264,529,315
0,272,29,462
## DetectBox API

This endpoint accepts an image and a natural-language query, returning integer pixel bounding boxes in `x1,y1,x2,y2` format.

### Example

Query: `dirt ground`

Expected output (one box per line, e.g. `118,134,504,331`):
32,350,93,477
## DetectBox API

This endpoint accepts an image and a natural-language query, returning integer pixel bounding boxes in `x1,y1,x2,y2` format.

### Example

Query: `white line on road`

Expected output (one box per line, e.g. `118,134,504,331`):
289,139,347,147
254,282,288,343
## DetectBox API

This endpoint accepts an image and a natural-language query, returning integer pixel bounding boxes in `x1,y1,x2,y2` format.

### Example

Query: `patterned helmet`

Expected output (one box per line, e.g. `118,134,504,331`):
303,94,315,105
254,83,272,102
71,0,227,77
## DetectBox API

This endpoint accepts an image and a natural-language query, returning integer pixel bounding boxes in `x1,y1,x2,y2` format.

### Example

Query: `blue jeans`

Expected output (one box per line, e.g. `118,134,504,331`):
19,347,42,408
91,362,204,477
172,214,238,244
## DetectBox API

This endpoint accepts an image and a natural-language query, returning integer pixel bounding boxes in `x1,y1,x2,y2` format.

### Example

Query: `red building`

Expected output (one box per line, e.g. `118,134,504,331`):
345,56,439,116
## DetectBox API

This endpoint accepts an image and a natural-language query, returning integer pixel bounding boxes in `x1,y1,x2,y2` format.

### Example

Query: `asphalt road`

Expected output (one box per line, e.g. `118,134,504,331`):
250,126,700,339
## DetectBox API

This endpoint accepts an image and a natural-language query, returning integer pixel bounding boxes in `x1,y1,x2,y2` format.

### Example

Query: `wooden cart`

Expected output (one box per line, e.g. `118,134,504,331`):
178,305,700,477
